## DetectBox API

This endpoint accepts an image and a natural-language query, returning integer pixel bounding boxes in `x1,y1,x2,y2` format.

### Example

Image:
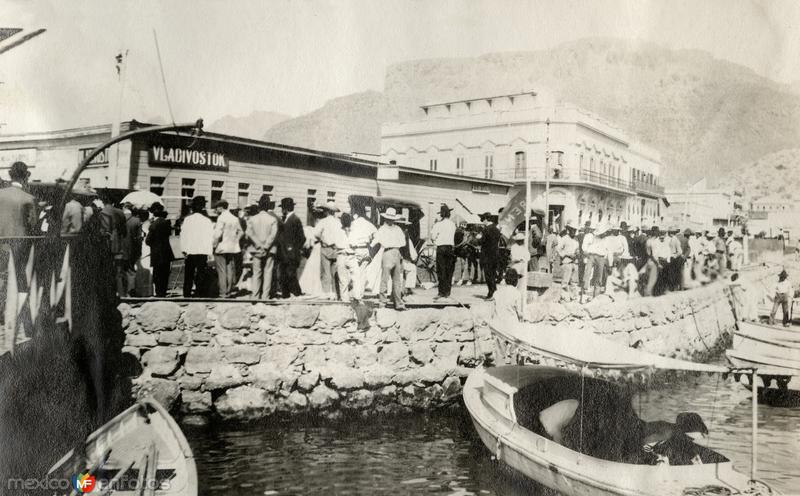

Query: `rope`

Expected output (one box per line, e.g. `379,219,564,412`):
152,29,176,128
689,302,713,353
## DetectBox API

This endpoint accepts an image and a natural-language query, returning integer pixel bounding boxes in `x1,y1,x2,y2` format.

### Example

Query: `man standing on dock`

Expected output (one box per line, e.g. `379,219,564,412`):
278,197,305,298
180,196,214,297
479,212,501,299
247,194,279,299
213,200,244,298
430,204,456,300
769,269,793,327
372,207,407,310
345,203,376,301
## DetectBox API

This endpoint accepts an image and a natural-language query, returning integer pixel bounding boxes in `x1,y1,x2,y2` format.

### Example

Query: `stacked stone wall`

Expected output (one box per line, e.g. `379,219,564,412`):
121,267,775,423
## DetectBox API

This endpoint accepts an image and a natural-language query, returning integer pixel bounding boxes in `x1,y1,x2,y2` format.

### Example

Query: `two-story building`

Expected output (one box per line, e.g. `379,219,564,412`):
380,91,665,230
663,178,744,230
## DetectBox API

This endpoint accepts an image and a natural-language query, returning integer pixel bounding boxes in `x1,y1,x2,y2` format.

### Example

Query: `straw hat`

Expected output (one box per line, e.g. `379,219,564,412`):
381,207,401,220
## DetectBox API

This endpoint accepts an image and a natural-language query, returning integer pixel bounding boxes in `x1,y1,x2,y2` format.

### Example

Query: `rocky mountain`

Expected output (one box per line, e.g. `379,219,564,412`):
209,111,290,140
263,38,800,187
719,148,800,201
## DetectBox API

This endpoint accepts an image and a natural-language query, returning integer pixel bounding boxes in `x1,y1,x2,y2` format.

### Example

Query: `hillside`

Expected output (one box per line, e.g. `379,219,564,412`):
263,38,800,187
719,148,800,201
209,111,290,140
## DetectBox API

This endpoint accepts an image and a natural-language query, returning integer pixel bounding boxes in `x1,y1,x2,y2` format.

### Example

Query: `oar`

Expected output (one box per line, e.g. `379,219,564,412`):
134,453,148,496
143,443,159,496
99,458,136,496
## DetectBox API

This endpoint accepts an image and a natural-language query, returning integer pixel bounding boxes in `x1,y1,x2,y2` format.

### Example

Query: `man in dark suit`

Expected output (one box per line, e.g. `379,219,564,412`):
0,162,36,238
479,212,502,299
0,162,37,327
266,198,283,298
278,197,305,298
146,203,174,297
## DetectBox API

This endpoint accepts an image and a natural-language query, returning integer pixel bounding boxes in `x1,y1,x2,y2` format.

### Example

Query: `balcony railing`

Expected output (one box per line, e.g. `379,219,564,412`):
505,167,634,192
578,170,633,192
631,180,665,196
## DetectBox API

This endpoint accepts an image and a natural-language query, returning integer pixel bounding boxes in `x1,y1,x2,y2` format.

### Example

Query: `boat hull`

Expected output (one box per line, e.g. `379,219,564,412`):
727,320,800,379
48,398,197,495
464,366,768,496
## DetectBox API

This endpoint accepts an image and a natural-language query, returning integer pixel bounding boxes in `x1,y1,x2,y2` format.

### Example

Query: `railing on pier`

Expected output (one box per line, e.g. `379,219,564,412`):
1,236,73,355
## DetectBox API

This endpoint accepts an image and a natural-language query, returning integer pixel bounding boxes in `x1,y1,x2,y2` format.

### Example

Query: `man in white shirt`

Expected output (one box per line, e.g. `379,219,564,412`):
314,201,344,299
345,203,377,301
372,207,407,310
180,196,214,297
769,269,793,327
580,224,597,297
557,222,579,301
727,231,743,271
213,199,244,298
430,204,457,299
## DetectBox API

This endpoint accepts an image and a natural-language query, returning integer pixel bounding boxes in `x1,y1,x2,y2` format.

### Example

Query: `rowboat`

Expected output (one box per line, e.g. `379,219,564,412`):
468,319,777,496
464,365,774,496
726,320,800,379
47,398,197,495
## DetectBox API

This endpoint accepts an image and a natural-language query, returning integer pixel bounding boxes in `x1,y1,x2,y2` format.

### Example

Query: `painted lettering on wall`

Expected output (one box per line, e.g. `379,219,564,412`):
149,145,228,171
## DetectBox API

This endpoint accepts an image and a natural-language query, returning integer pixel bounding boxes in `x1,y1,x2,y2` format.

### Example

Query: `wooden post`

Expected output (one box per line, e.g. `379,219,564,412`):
751,370,758,481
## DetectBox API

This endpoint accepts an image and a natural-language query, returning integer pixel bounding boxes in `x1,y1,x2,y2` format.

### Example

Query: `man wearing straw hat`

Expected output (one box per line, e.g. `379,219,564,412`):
430,204,457,299
372,207,407,310
557,221,579,301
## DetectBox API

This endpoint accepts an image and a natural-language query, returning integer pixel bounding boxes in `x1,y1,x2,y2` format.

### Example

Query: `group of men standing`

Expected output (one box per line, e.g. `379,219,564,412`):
551,221,744,302
180,194,306,299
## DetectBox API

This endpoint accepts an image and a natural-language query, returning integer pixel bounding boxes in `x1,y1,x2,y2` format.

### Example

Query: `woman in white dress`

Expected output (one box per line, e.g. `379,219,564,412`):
298,217,324,297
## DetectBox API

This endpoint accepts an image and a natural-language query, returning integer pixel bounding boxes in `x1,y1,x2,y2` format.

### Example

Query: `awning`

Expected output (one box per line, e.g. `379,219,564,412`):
489,320,729,374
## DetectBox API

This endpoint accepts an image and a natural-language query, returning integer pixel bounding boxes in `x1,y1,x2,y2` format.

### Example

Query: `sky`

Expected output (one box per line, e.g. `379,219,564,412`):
2,0,800,133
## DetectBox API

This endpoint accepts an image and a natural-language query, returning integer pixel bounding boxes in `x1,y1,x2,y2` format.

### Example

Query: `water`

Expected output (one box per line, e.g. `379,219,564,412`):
187,373,800,495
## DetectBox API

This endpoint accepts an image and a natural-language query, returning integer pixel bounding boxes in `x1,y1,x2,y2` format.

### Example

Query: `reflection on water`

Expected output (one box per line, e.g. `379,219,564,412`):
188,373,799,495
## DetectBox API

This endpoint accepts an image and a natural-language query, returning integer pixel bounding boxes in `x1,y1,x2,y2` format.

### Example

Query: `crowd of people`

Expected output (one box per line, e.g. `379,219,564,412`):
0,161,774,317
547,221,745,303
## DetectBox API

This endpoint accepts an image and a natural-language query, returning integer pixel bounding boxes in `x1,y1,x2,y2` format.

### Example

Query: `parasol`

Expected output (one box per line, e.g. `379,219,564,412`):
120,190,163,209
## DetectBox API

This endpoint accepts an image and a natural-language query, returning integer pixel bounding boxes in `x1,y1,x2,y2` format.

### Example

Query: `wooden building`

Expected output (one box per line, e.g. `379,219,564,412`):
0,121,512,235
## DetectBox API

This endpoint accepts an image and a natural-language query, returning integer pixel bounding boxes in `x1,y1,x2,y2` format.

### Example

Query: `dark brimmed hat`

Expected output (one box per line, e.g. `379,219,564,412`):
9,161,29,180
190,196,207,209
280,197,295,208
479,211,493,221
650,225,661,235
619,221,629,231
439,204,453,215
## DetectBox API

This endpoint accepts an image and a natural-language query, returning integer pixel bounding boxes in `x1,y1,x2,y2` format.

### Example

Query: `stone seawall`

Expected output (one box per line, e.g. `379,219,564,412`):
121,267,775,424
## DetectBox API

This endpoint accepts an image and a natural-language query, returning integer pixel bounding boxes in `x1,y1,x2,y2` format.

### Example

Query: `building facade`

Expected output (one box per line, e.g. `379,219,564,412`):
0,121,512,236
380,91,665,229
747,194,800,240
663,178,744,230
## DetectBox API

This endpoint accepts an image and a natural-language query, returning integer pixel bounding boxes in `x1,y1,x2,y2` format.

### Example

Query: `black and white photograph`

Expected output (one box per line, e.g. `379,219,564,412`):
0,0,799,494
